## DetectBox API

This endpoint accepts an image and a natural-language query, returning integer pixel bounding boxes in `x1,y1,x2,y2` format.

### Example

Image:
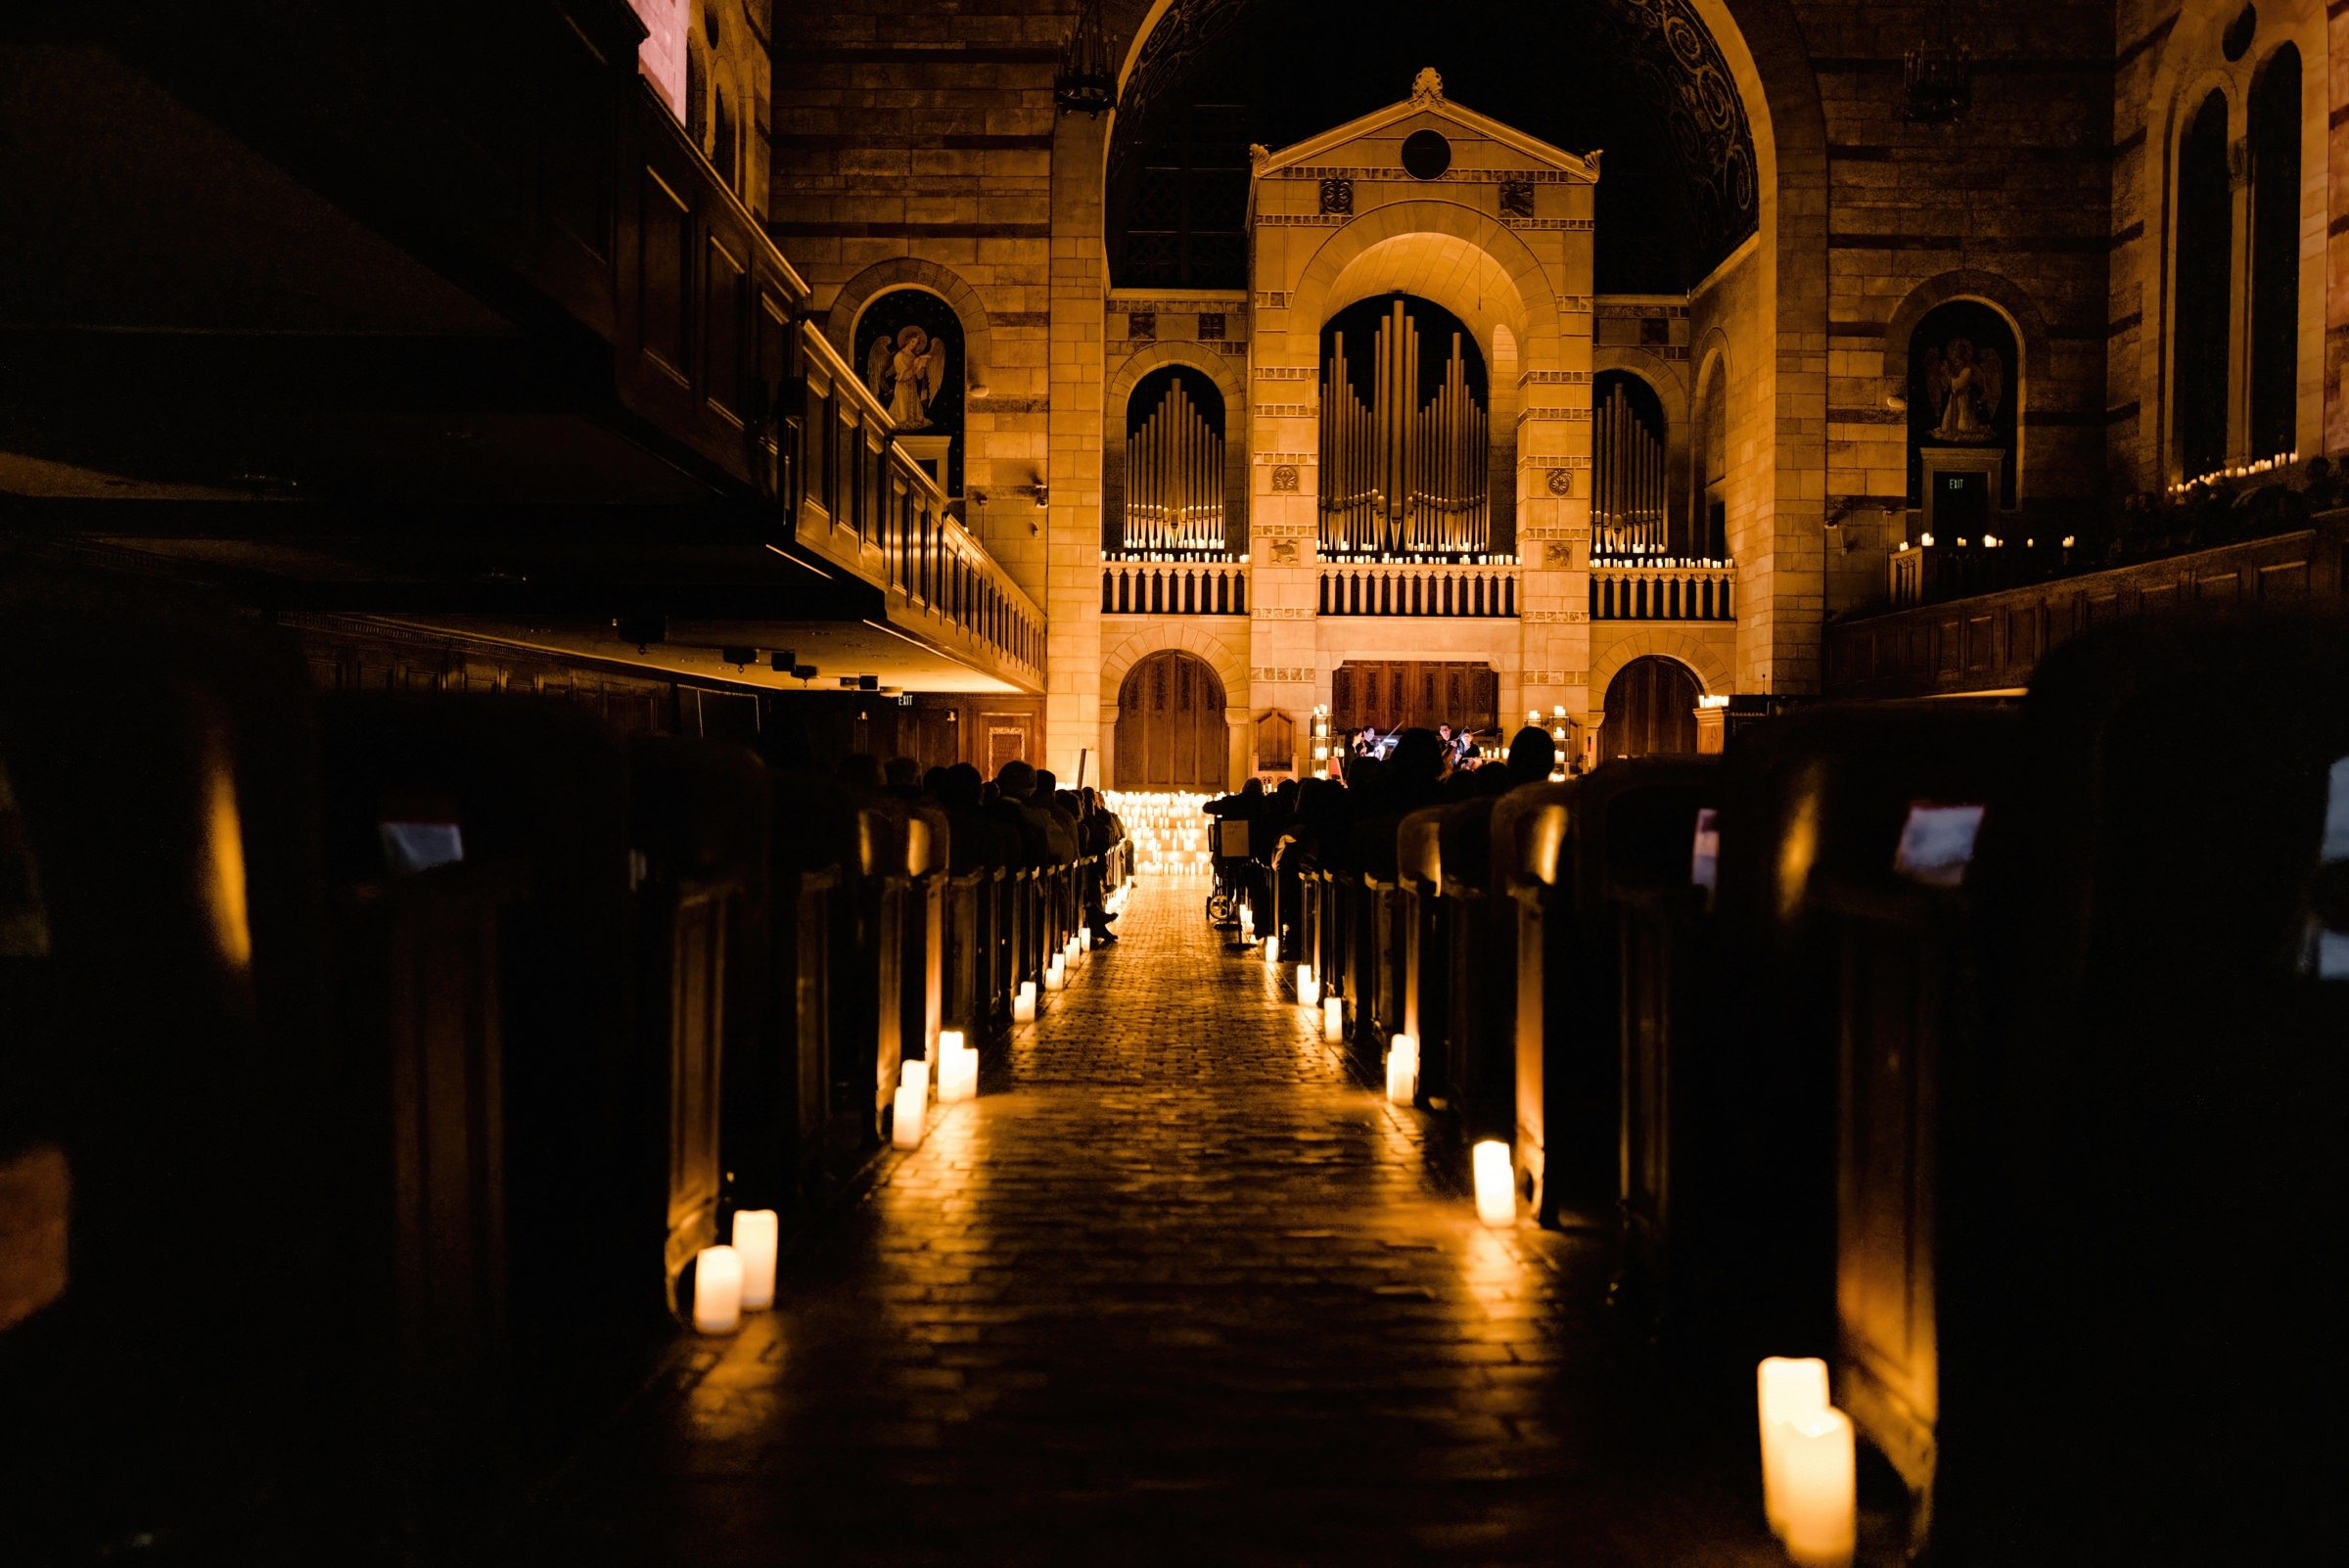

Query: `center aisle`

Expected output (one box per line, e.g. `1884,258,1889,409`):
510,879,1783,1566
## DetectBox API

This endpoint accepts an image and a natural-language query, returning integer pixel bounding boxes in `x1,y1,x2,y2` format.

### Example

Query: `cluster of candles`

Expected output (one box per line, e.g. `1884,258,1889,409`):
1757,1357,1859,1567
1106,790,1215,876
1011,882,1127,1025
689,1208,779,1335
1589,554,1730,570
1899,531,2076,552
690,1025,999,1333
893,1028,982,1150
1101,549,1250,565
2171,448,2298,494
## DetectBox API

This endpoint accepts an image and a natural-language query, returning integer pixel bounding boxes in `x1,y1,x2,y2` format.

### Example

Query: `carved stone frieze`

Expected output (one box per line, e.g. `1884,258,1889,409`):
1269,465,1301,492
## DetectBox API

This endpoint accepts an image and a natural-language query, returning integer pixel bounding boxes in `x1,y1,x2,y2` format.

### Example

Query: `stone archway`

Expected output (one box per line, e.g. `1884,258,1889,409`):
1114,650,1229,790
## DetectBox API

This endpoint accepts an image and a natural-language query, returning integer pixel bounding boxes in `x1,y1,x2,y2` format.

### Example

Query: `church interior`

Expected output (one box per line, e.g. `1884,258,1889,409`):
2,0,2345,1562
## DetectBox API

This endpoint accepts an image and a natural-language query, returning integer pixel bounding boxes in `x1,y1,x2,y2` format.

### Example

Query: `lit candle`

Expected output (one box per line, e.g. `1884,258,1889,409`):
1757,1357,1832,1540
1045,954,1066,992
1264,936,1279,965
1079,925,1092,950
1013,981,1036,1022
892,1062,927,1149
940,1041,979,1103
731,1210,779,1311
691,1244,743,1333
1472,1139,1515,1226
1778,1407,1857,1568
1298,964,1319,1008
1387,1035,1418,1104
1323,995,1345,1040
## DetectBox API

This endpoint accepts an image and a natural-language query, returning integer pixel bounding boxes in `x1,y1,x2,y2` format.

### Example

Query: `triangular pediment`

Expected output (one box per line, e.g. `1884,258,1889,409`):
1249,69,1597,183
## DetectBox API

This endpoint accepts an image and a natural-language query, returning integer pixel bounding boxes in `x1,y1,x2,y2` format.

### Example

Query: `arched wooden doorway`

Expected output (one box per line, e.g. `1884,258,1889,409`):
1115,651,1227,789
1599,656,1701,760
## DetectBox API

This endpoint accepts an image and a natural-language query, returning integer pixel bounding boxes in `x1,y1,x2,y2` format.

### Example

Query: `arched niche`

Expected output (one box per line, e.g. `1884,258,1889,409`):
1906,300,2022,515
1591,369,1674,557
851,287,967,496
1112,364,1234,555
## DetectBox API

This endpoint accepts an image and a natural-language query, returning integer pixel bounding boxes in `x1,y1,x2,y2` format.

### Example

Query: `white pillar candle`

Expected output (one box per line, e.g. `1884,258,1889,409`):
1777,1407,1857,1568
941,1046,978,1104
892,1066,927,1149
1298,964,1319,1008
1013,981,1036,1022
1079,925,1091,950
731,1210,779,1311
1757,1357,1833,1540
691,1244,743,1333
1264,935,1279,965
1386,1035,1418,1105
1323,995,1345,1040
1472,1139,1515,1226
1045,954,1066,992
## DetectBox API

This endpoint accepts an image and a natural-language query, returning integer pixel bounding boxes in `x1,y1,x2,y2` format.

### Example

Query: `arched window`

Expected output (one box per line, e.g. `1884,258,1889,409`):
1692,355,1728,561
2246,45,2301,462
2174,89,2234,483
1592,371,1670,558
1115,367,1229,555
714,87,738,190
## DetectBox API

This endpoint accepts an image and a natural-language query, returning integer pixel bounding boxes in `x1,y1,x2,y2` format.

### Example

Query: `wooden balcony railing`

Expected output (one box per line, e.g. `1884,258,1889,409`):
1319,561,1518,618
1827,514,2348,699
796,326,1043,682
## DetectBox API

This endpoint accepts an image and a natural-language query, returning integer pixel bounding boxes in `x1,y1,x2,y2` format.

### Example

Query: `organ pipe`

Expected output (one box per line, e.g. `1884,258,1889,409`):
1595,380,1669,558
1317,300,1491,558
1122,381,1225,553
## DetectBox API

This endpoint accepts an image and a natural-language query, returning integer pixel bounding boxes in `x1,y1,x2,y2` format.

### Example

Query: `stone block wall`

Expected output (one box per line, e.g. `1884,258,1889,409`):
769,1,1067,604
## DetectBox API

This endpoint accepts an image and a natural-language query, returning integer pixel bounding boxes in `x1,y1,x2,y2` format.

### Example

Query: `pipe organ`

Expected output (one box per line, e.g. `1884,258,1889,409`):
1593,378,1669,558
1318,300,1491,557
1121,379,1226,553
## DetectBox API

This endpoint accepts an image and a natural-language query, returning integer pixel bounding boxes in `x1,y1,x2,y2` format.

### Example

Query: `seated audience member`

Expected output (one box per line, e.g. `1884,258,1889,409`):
1504,726,1557,788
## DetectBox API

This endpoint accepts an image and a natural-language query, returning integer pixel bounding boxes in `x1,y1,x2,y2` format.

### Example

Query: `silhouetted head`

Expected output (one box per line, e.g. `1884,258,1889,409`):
923,765,950,795
1034,768,1058,797
939,763,983,810
1506,726,1557,785
1389,728,1445,789
995,759,1036,801
839,752,885,791
885,755,922,789
1241,777,1264,799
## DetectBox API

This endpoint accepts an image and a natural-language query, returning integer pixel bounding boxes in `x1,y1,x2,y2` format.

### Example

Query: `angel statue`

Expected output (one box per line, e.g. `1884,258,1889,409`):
865,323,943,432
1925,334,2003,444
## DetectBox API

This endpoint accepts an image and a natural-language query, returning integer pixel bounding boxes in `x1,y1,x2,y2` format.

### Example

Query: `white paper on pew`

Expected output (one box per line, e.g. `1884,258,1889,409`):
1689,807,1720,891
380,820,464,873
1891,803,1985,888
2313,757,2349,980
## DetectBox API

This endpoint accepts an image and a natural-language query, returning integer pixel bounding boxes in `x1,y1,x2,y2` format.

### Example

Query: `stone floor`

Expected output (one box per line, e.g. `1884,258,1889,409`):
501,879,1791,1567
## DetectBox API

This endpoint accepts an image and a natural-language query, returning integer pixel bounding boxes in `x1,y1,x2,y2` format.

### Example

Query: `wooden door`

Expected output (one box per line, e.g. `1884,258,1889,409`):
1333,661,1498,737
1599,657,1700,759
1115,651,1226,789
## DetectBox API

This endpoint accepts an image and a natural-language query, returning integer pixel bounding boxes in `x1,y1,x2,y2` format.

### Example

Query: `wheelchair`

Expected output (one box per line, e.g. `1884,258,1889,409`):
1205,815,1254,927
